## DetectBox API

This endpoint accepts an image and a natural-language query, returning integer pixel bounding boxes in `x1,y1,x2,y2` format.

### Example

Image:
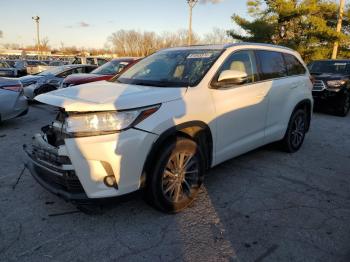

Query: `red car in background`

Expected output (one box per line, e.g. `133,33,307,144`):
60,58,140,88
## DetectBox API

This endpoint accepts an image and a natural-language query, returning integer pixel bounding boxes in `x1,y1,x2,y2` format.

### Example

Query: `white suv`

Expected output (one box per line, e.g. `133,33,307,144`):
25,43,313,213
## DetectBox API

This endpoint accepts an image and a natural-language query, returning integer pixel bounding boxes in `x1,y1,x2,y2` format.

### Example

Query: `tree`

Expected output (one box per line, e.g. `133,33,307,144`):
107,29,200,57
40,37,50,51
228,0,350,62
0,30,3,38
202,27,232,44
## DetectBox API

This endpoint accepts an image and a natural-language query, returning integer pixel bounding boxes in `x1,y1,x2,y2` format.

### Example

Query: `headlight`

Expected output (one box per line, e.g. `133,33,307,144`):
63,105,160,135
327,80,346,88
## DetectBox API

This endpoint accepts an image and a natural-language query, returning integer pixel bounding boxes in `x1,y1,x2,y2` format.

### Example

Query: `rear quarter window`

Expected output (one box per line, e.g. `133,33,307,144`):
283,53,306,76
256,50,287,80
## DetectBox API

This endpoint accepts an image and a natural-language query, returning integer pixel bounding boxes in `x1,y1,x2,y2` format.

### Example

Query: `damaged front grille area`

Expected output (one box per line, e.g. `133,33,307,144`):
25,108,85,195
32,143,71,166
32,163,84,193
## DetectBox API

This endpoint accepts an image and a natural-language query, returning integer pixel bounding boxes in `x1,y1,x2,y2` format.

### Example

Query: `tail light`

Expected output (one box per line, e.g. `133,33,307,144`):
1,84,23,92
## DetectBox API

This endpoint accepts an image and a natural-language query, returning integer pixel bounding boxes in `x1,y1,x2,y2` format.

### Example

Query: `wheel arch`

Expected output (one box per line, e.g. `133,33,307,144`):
291,99,313,132
141,121,213,187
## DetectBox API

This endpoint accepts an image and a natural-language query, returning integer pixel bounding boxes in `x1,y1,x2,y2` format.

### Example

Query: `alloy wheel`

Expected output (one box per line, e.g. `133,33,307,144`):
161,151,199,203
290,114,305,148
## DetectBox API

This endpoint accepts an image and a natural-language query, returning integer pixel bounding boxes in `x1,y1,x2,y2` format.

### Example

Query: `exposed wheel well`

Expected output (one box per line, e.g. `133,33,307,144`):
293,99,312,131
141,121,213,187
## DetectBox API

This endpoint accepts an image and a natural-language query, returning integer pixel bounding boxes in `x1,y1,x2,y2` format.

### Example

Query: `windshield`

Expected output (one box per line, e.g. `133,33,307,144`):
309,61,350,74
116,49,222,87
92,60,130,75
38,66,69,76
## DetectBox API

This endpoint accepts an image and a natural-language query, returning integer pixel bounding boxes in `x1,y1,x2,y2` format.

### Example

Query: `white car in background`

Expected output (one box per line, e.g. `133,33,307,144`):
0,77,28,123
25,43,313,213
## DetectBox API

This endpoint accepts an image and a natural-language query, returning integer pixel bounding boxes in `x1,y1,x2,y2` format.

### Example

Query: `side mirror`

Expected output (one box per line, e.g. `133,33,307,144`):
217,70,248,85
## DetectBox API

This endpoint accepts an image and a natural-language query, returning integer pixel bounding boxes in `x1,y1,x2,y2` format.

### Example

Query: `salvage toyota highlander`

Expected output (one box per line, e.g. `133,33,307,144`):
24,43,313,213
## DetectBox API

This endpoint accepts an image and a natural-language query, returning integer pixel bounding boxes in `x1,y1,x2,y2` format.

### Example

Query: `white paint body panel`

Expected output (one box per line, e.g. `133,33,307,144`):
35,44,313,198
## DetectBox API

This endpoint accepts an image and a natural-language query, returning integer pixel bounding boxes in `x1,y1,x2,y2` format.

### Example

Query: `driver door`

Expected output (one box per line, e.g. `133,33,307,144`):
210,50,270,164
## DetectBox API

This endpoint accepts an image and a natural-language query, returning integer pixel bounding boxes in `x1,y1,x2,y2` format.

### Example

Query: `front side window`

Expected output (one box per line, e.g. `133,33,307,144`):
39,66,68,76
116,49,222,87
58,67,84,78
283,53,306,76
212,50,258,87
257,50,287,80
92,60,130,75
97,58,108,66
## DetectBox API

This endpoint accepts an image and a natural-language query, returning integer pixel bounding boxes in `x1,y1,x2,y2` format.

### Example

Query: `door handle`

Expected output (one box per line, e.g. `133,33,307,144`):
291,85,298,89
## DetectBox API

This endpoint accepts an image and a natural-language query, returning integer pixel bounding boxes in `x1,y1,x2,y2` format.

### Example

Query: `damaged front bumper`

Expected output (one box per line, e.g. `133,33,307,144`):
23,120,158,202
23,134,88,201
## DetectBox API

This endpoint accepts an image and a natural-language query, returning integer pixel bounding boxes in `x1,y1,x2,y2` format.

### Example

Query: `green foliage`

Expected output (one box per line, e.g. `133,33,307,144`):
228,0,350,62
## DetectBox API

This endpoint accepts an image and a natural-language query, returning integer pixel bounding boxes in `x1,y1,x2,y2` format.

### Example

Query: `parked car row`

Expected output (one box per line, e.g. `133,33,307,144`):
0,60,19,77
0,77,28,123
61,58,140,88
20,64,97,100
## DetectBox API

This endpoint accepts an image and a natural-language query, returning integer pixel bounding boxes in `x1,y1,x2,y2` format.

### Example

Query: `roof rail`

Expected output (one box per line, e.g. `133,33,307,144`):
223,42,294,52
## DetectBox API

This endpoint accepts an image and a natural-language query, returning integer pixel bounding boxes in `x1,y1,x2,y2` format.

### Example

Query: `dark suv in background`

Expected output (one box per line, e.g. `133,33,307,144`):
308,60,350,116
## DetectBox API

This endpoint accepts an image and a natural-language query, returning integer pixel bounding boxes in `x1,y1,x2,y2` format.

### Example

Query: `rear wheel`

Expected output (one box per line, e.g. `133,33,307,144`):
146,137,205,213
335,92,350,117
280,109,307,153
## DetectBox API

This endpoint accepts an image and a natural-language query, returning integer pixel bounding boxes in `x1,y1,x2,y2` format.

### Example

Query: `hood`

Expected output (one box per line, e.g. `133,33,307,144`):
35,80,187,112
0,77,21,86
312,73,349,80
64,73,111,85
19,75,45,83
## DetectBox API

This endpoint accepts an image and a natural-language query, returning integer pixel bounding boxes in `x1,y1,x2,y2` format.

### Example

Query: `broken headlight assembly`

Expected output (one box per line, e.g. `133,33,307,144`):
63,105,160,136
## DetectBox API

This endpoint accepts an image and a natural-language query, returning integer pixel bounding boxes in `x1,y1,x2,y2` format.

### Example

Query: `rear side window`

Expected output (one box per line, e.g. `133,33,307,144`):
283,53,306,76
256,50,287,80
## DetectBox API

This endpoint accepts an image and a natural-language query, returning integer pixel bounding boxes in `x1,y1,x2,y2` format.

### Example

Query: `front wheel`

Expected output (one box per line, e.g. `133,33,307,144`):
146,137,205,213
280,109,307,153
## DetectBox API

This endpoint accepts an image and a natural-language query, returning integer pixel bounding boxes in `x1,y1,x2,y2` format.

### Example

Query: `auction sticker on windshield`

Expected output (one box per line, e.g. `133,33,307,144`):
187,53,213,59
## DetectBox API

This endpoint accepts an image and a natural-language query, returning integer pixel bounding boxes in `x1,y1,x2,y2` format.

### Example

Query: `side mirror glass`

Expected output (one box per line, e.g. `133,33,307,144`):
218,70,248,85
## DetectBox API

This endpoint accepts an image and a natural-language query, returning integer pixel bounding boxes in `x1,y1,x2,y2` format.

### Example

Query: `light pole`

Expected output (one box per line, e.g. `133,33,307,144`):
332,0,346,59
187,0,198,46
32,16,41,58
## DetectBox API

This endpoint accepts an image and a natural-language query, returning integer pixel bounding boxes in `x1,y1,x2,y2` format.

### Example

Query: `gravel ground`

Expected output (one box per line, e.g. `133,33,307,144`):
0,104,349,262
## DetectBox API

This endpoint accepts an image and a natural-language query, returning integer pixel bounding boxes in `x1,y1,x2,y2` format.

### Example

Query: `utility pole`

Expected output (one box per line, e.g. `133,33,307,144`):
187,0,198,46
32,16,41,58
332,0,346,59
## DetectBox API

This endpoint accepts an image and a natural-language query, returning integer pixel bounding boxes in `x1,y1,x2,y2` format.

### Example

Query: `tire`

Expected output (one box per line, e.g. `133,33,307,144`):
280,109,307,153
335,92,350,117
146,137,205,213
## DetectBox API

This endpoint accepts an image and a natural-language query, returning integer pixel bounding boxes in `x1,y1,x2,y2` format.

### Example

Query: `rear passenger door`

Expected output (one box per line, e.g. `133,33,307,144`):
256,50,306,142
210,50,270,164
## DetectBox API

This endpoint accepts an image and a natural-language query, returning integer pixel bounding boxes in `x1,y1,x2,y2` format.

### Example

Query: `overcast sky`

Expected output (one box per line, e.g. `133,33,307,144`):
0,0,249,48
